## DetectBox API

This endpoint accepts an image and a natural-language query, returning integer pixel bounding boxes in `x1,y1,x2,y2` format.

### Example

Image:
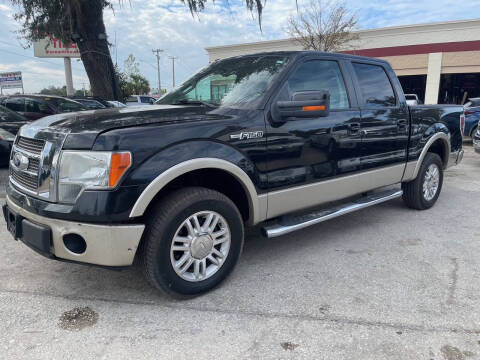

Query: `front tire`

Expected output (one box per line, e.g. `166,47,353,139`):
141,187,244,297
402,152,443,210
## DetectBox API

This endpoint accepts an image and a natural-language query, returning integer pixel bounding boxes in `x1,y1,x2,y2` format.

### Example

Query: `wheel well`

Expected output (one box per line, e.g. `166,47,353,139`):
144,168,251,222
471,124,478,137
427,139,448,168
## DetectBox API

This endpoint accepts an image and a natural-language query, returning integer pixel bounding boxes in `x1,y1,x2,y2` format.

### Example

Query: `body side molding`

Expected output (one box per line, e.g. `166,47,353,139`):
129,158,267,225
402,132,450,182
266,163,405,219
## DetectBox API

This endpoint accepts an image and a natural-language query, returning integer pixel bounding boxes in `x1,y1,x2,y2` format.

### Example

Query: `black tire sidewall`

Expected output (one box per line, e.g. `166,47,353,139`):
148,196,244,296
418,154,443,209
471,126,478,138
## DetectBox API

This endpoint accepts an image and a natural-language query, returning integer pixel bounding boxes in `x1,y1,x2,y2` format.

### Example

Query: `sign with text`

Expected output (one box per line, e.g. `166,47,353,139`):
33,37,80,58
0,72,23,90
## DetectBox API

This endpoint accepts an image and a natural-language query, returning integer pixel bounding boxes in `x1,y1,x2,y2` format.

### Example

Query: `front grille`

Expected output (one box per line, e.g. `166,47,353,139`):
27,158,40,173
11,168,38,191
16,136,45,154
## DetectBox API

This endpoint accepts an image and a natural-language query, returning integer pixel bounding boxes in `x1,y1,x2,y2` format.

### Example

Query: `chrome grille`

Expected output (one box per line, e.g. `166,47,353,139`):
16,136,45,154
11,168,38,191
27,158,40,173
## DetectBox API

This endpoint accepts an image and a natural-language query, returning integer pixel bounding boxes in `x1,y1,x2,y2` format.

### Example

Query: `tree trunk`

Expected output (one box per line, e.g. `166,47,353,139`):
73,1,119,100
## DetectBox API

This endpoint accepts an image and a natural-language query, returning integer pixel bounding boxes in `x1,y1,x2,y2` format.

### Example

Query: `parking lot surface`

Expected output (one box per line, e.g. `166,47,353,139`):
0,144,479,359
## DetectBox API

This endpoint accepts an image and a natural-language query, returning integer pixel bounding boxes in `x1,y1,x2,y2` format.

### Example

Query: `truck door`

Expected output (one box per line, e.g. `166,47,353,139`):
265,57,363,216
350,61,409,171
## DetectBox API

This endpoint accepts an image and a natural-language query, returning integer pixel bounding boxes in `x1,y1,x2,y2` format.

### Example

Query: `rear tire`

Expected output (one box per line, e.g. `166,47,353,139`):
141,187,244,297
402,152,443,210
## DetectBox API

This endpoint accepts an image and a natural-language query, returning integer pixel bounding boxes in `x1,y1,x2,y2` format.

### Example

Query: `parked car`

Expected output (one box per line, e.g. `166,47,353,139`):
107,100,127,108
1,95,87,120
70,96,114,108
73,98,106,109
464,98,480,137
3,51,464,297
126,95,156,106
0,105,29,166
405,94,421,106
473,121,480,153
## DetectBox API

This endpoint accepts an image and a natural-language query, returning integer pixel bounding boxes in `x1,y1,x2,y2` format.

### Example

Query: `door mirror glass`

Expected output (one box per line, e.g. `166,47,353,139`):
277,90,330,120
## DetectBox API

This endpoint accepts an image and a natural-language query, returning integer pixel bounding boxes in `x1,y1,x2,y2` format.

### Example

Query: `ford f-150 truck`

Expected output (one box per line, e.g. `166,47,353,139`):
3,52,465,296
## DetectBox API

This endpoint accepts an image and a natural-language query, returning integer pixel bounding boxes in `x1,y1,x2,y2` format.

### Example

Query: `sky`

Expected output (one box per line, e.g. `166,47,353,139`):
0,0,479,95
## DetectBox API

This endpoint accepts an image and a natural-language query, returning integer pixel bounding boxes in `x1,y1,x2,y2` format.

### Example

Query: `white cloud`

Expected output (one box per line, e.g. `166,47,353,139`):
0,0,478,94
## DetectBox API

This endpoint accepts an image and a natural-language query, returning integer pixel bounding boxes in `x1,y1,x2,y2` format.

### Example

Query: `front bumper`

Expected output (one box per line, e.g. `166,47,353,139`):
474,134,480,154
4,196,145,267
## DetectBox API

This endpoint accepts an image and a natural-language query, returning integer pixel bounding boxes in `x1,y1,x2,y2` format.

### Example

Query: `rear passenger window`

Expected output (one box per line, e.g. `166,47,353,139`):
352,63,396,107
288,60,349,109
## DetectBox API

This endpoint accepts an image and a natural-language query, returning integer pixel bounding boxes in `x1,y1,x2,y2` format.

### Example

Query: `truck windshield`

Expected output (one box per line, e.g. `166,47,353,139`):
157,55,290,108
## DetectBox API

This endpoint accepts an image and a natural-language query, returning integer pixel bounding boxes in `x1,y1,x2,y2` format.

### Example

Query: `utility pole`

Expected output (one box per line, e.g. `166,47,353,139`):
64,57,74,96
169,56,178,88
152,49,164,94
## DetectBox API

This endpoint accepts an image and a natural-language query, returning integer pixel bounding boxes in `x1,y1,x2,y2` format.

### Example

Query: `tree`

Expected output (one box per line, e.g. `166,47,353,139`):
124,54,140,77
11,1,265,100
116,56,150,99
39,85,67,96
125,74,150,96
286,0,358,52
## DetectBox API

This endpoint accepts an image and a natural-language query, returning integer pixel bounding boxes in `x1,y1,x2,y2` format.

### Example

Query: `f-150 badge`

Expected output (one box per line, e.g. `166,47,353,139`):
230,131,264,140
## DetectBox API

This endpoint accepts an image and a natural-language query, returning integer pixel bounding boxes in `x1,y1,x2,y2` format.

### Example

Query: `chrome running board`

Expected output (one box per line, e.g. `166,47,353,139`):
262,189,403,238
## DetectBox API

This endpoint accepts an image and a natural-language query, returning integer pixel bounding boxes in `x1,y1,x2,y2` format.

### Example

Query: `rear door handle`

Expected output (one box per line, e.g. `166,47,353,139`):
397,119,408,128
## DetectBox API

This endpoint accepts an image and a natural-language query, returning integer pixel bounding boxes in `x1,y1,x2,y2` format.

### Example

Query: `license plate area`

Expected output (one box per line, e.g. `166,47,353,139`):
4,206,23,239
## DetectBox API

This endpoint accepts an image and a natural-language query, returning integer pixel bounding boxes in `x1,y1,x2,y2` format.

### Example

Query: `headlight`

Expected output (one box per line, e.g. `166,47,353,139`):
58,151,131,203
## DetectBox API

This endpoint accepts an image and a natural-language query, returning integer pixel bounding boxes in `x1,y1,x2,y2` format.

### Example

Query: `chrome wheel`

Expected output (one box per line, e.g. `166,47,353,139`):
423,164,440,201
170,211,231,282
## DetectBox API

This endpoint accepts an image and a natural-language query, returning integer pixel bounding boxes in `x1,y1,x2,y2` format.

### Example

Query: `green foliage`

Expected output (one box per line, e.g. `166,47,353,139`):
74,89,88,96
124,74,150,96
115,62,150,100
183,0,264,28
11,0,112,43
39,85,67,96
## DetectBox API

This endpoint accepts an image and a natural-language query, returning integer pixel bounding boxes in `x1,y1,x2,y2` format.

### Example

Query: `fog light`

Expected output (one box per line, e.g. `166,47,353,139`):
63,233,87,254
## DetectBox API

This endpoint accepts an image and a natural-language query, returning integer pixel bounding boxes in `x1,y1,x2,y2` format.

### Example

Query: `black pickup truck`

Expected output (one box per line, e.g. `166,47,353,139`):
3,52,464,296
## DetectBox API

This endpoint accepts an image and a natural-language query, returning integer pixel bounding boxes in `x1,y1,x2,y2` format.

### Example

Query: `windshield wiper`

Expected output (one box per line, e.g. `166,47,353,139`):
171,99,218,108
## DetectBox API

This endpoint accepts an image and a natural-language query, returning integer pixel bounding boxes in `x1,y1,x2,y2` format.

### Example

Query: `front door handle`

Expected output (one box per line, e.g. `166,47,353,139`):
349,122,361,134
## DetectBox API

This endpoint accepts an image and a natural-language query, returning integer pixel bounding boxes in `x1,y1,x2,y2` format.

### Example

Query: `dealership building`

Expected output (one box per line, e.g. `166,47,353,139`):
206,19,480,105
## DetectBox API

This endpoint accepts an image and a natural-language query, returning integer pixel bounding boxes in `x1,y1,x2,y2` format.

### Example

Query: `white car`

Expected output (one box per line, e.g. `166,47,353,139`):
125,95,156,106
405,94,421,106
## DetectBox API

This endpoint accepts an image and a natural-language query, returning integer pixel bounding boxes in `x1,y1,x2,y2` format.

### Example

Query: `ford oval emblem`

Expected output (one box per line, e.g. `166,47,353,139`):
12,152,29,171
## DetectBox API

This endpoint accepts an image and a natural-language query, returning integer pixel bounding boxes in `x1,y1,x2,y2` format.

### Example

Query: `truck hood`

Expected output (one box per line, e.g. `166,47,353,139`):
19,104,227,149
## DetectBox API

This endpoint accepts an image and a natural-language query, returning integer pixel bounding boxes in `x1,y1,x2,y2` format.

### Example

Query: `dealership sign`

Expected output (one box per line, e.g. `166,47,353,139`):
0,72,23,90
33,37,80,58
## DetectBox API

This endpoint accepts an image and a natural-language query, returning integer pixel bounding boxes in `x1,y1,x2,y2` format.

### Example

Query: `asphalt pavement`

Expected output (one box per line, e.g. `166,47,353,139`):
0,144,479,359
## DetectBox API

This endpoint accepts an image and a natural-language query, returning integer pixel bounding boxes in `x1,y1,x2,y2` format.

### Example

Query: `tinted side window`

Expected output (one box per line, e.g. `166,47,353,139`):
140,96,151,103
126,96,138,103
288,60,349,109
26,99,53,114
353,63,396,107
25,98,40,112
5,98,25,112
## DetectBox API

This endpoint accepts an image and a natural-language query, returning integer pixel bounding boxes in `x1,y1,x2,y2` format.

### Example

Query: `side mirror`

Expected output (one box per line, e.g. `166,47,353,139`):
277,90,330,120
